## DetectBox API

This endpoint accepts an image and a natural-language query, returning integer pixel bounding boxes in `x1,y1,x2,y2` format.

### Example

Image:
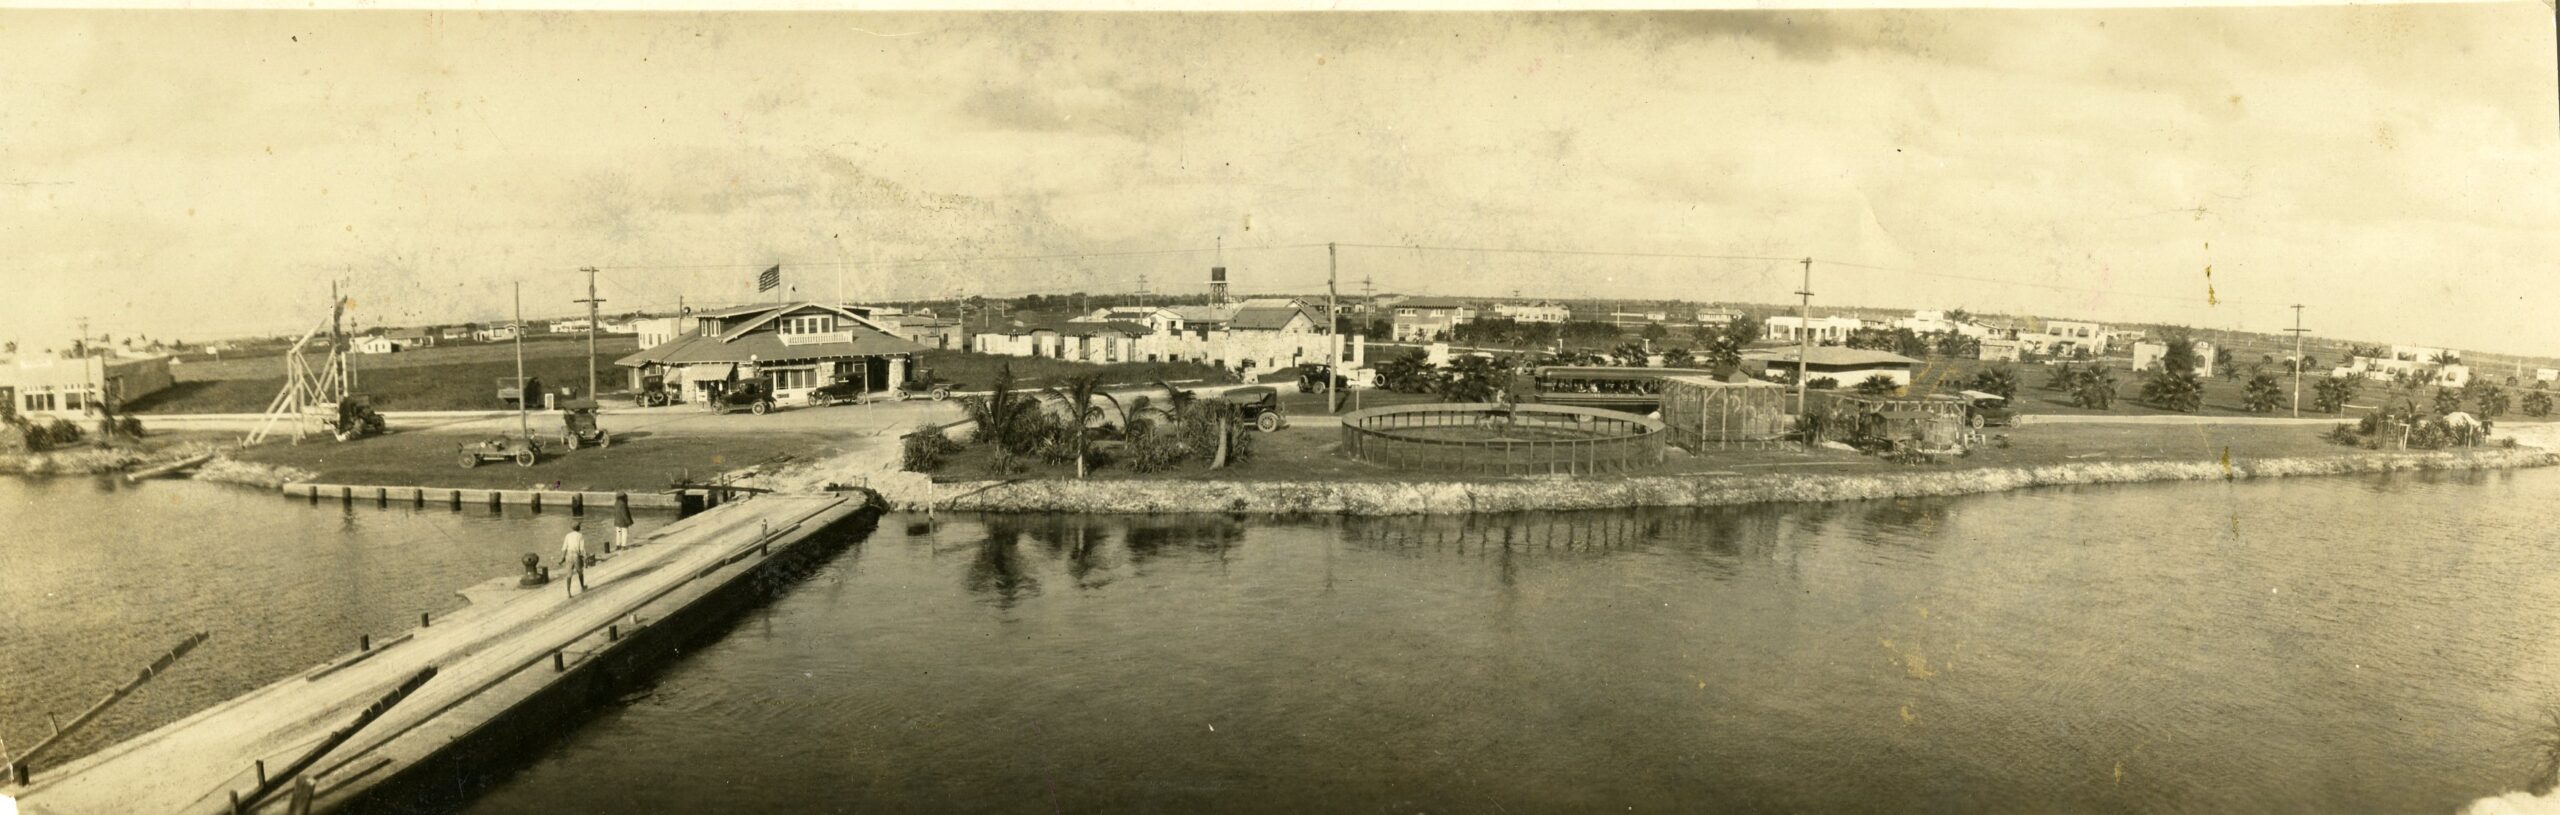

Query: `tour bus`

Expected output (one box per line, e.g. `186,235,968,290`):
1528,366,1721,415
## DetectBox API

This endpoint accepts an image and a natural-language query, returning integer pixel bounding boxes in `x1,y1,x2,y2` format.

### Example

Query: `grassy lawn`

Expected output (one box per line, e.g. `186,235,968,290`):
227,427,848,493
132,337,642,414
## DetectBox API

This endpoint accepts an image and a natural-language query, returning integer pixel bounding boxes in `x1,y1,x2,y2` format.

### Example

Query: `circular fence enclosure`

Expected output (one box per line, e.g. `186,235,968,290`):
1337,402,1668,476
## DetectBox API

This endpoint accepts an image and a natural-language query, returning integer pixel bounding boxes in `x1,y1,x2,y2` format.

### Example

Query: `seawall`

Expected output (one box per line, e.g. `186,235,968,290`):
903,447,2560,516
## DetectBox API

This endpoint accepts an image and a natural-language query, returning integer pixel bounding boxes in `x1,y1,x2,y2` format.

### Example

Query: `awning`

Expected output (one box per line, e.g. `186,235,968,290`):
689,362,737,381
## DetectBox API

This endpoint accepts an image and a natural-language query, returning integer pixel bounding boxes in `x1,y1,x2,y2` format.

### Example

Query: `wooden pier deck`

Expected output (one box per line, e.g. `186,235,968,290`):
281,482,688,511
3,492,880,815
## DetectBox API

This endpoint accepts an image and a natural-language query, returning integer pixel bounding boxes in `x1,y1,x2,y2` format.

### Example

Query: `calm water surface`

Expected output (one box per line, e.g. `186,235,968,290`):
7,470,2560,813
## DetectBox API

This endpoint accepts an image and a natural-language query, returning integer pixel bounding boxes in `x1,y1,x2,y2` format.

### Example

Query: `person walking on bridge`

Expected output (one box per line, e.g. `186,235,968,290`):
557,521,591,597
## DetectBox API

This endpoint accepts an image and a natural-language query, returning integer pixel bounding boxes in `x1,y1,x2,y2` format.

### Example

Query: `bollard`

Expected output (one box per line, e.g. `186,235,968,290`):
489,490,502,511
230,790,242,814
12,760,30,785
552,651,565,672
256,759,267,786
571,493,584,515
340,486,352,503
307,486,319,504
376,487,388,506
608,624,619,642
529,492,542,513
412,489,424,508
359,635,371,652
420,612,431,628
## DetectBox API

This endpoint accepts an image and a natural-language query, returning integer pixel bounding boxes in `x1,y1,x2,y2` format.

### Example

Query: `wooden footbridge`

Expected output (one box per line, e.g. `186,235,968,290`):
2,491,882,815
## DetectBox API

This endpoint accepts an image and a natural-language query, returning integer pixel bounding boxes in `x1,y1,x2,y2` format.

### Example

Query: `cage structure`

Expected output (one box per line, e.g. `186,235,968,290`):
1656,374,1791,451
1816,392,1969,450
1337,402,1667,476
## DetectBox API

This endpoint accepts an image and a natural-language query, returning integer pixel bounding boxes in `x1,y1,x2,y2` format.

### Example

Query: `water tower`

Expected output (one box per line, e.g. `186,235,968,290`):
1209,266,1229,305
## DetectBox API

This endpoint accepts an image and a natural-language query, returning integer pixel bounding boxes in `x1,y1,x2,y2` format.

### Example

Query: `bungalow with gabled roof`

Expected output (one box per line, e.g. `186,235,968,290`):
615,301,927,407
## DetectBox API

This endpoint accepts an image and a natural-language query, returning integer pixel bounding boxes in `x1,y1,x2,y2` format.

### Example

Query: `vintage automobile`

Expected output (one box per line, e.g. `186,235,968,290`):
711,381,778,415
1221,385,1287,433
327,394,388,442
559,399,612,449
457,433,541,468
496,376,547,408
1294,363,1351,394
807,379,868,407
634,373,674,407
895,368,956,402
1957,390,2016,429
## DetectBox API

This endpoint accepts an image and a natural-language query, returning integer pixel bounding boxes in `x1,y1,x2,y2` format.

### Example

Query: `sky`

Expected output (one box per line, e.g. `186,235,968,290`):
3,6,2556,354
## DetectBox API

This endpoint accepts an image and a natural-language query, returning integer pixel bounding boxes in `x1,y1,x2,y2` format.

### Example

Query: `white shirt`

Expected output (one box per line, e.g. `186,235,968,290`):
561,529,588,562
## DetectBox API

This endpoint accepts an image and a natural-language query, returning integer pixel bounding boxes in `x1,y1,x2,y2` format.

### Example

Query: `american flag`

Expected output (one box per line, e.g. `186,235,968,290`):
756,265,781,293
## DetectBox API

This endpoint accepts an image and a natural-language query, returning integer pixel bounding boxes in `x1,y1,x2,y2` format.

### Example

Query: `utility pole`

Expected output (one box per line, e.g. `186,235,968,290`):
2288,304,2310,418
331,280,351,392
1326,242,1341,414
1137,271,1149,308
76,317,102,433
514,283,530,440
1795,258,1814,421
578,266,606,402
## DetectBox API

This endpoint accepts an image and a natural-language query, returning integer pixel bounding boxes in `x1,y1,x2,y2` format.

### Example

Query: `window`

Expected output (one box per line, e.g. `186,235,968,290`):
770,368,816,390
780,315,834,335
62,390,85,412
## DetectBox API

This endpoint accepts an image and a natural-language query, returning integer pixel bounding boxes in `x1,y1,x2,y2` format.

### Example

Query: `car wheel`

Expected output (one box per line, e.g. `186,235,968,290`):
458,452,479,469
1255,412,1281,433
930,387,951,401
1969,414,1986,429
565,434,580,450
750,400,770,415
334,429,352,442
599,431,612,449
514,451,536,467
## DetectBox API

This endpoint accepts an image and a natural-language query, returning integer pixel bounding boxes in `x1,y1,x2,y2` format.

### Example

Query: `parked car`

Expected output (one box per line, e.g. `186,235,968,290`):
458,433,541,468
1294,364,1351,394
808,379,868,407
634,373,674,407
1957,390,2015,428
559,399,611,449
497,376,546,407
711,381,777,415
327,394,387,442
1220,385,1287,433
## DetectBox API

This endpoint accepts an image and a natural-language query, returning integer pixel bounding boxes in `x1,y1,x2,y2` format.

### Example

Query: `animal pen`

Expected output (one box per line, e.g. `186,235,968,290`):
1818,392,1970,452
1337,402,1667,475
1656,374,1790,451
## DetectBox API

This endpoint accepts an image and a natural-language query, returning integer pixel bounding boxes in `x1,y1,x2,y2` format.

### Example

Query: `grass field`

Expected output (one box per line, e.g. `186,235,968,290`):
132,338,636,414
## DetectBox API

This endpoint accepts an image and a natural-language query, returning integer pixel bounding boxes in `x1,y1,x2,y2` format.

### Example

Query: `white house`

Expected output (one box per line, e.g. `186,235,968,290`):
1075,306,1186,334
1495,302,1571,324
2132,340,2216,379
350,335,402,354
1763,316,1865,345
2045,321,2112,355
472,324,520,343
616,302,925,406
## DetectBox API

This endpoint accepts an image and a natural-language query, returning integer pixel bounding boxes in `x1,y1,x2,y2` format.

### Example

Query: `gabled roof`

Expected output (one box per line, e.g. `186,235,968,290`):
1228,306,1318,331
981,320,1150,337
615,323,926,368
1168,305,1237,324
1397,296,1471,309
713,302,896,342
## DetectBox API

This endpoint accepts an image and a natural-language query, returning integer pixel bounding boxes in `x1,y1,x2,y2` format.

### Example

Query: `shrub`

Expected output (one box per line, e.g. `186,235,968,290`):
1853,374,1899,396
901,423,961,472
2323,423,2361,446
2313,375,2358,414
2433,387,2463,415
2241,372,2284,413
2527,390,2554,418
115,415,145,438
2140,368,2204,412
1966,366,2018,401
1806,376,1840,391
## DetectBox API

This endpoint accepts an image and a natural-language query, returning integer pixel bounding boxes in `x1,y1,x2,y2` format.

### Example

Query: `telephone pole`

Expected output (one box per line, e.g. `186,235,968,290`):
578,266,606,402
1795,258,1814,421
76,317,101,430
514,283,530,440
2287,304,2310,417
1326,242,1341,414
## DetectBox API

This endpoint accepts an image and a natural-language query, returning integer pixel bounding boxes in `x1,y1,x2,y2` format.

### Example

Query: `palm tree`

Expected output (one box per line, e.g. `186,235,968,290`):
2477,382,2511,419
2073,366,2118,410
1062,373,1104,478
1966,366,2019,400
2433,387,2463,415
1700,334,1744,371
2526,390,2554,418
1854,373,1899,396
2242,372,2284,413
2140,366,2204,412
2314,374,2359,414
1660,347,1697,368
2045,362,2081,392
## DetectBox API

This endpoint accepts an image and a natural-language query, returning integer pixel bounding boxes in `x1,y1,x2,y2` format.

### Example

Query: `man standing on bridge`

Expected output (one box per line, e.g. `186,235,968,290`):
557,521,590,597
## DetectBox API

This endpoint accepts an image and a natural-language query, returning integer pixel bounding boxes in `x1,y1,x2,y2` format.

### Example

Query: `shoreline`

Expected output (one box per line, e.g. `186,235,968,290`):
892,447,2560,516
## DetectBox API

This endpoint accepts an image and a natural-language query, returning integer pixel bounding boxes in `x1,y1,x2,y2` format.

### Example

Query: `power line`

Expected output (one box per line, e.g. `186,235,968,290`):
1334,242,1801,264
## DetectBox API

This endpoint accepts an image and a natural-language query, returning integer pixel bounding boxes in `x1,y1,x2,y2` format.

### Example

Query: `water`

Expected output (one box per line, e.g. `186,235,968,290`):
0,476,670,765
8,471,2560,812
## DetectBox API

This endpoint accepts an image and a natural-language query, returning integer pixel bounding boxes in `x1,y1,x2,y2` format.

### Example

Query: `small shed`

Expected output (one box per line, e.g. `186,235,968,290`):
1658,373,1790,451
